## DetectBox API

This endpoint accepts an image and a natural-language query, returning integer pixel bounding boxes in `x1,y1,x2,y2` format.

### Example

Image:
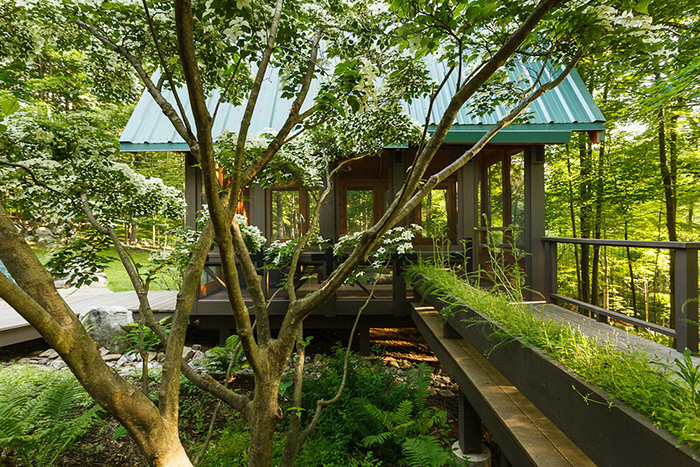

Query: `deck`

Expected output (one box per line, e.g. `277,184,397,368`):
0,289,177,347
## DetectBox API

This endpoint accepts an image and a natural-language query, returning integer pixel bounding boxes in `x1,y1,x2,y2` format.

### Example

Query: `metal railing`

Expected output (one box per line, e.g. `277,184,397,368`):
543,237,699,352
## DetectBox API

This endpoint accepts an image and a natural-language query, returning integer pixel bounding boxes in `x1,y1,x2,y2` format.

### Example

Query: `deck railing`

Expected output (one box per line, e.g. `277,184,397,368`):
543,237,699,352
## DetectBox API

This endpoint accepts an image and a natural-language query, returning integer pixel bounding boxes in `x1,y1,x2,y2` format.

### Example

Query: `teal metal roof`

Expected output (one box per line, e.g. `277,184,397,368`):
120,60,604,152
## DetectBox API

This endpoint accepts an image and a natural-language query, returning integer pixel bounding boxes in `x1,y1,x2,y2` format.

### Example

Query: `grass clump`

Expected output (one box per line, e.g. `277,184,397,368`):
406,264,700,450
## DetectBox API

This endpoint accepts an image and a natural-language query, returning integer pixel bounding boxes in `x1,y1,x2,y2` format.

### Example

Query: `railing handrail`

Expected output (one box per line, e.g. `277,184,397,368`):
543,237,700,250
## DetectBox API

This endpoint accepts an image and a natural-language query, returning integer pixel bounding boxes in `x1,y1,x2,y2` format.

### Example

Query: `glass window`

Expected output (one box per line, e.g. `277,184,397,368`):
488,161,503,227
346,188,374,234
271,189,302,240
420,188,449,240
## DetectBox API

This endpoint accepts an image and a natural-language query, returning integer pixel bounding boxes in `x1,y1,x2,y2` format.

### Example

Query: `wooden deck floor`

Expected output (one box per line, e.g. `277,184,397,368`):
0,289,177,347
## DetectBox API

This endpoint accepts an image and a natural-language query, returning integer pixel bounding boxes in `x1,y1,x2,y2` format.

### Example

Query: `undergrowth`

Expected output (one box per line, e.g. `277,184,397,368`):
406,264,700,451
0,366,103,466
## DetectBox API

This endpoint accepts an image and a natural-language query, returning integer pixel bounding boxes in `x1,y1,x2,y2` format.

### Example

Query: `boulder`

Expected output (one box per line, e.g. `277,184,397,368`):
34,226,57,243
79,306,134,353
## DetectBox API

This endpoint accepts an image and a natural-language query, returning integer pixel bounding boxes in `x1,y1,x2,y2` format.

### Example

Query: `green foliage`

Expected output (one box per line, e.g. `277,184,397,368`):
117,317,171,357
407,264,700,450
0,366,102,467
45,231,109,288
293,347,449,464
198,334,247,378
352,399,453,466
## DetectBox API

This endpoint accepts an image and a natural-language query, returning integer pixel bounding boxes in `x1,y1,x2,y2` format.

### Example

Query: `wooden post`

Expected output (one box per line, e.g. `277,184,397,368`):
524,146,546,300
249,184,267,238
458,389,483,454
674,247,699,352
359,324,371,357
184,152,203,229
393,257,407,316
458,161,479,273
320,175,337,241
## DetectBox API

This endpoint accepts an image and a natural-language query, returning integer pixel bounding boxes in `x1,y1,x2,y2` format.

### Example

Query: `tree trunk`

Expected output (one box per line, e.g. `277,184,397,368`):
565,145,582,300
579,135,593,308
0,205,193,467
248,374,283,467
659,107,678,330
591,140,605,307
624,219,638,320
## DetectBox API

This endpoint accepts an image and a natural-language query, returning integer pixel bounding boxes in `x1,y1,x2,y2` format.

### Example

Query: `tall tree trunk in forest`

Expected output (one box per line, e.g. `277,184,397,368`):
591,140,605,307
579,134,593,309
590,84,608,308
565,145,582,300
624,219,638,320
659,107,678,329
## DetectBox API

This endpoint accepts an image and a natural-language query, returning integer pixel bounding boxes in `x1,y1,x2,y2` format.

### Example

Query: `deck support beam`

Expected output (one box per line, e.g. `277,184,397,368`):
458,388,483,454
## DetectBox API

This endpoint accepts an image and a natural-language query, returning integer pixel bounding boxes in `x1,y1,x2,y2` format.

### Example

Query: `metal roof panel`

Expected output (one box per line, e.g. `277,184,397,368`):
120,59,605,151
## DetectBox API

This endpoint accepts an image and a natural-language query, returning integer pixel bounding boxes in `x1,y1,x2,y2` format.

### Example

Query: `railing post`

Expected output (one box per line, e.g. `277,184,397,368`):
544,240,557,302
674,247,699,352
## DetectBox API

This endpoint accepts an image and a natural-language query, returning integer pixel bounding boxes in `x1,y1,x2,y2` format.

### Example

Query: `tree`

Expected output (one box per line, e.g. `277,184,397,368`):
0,0,648,466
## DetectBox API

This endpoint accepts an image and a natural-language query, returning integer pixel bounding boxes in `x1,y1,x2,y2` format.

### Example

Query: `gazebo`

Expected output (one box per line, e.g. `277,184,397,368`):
119,62,605,338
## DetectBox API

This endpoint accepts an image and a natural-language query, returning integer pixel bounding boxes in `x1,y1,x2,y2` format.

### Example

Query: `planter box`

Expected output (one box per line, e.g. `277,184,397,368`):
415,282,700,467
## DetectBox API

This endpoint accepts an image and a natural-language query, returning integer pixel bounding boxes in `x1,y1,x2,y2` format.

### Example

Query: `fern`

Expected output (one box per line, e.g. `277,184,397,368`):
401,436,455,467
0,366,102,467
351,398,453,465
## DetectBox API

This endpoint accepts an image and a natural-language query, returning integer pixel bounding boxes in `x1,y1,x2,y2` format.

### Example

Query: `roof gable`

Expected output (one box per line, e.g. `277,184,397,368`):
120,60,605,152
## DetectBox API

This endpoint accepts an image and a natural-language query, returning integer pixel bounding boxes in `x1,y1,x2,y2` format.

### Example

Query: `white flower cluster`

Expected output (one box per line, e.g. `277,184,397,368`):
236,214,267,253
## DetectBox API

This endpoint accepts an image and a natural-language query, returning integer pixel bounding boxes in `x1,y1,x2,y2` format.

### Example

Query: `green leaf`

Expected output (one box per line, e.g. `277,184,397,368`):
1,97,19,116
634,0,653,14
113,426,128,439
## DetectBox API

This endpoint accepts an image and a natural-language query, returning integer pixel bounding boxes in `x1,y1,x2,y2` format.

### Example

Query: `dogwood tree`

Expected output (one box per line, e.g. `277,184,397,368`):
0,0,652,465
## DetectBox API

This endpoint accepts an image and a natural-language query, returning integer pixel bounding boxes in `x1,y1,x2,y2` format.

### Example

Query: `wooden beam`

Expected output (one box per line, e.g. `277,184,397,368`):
524,146,546,300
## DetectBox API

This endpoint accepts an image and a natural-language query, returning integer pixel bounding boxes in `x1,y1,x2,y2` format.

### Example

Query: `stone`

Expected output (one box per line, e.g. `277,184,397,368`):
79,306,134,354
437,389,455,397
34,226,57,243
182,346,192,359
156,352,166,363
427,387,438,396
99,347,110,357
50,359,68,370
39,349,59,359
192,344,202,351
189,350,205,363
116,355,132,366
147,351,157,362
103,354,122,362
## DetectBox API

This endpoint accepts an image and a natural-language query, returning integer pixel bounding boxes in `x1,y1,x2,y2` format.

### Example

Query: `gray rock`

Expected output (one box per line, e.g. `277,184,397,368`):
147,351,157,362
79,306,134,353
181,346,192,359
156,351,166,363
39,349,59,359
116,355,132,366
192,344,202,351
189,350,205,363
99,347,110,357
103,354,122,362
34,227,56,243
437,389,455,397
50,359,68,370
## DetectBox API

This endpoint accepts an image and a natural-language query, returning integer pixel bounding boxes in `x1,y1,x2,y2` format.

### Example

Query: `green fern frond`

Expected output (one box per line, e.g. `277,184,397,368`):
401,435,454,467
